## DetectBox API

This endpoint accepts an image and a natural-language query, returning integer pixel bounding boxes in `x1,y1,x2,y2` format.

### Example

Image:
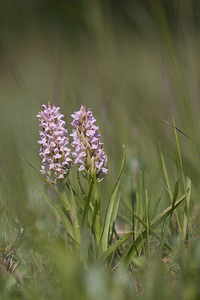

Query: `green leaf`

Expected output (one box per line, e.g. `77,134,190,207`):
183,177,192,239
20,156,80,245
93,175,101,247
77,171,86,199
139,170,143,219
134,214,172,252
57,182,81,247
66,181,85,211
69,185,81,245
99,231,133,264
82,180,93,228
173,118,186,192
158,218,170,254
100,146,126,254
27,179,77,243
160,149,182,234
172,179,179,207
123,188,189,268
160,149,172,197
170,180,179,218
57,181,71,212
43,198,77,244
169,179,181,234
55,205,78,245
149,188,189,229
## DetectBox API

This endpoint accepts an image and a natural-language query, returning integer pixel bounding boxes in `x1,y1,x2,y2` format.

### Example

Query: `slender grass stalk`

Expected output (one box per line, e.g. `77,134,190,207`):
173,119,186,191
160,149,172,199
145,189,150,257
183,177,193,239
173,119,194,240
160,147,182,236
99,146,126,254
139,170,143,219
138,170,145,256
131,175,136,242
136,192,139,241
134,214,172,252
158,218,170,255
123,188,189,268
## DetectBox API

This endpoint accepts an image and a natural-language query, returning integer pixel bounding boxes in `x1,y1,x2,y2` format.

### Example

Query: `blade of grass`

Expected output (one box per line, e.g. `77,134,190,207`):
169,180,182,236
139,170,143,219
123,188,189,268
100,146,126,254
162,119,200,147
183,177,193,239
108,194,120,247
160,147,172,198
160,149,182,235
170,179,179,221
151,189,189,226
173,118,186,192
99,231,133,264
135,192,139,240
173,118,187,238
133,213,172,252
172,180,179,208
138,171,145,256
145,190,150,257
158,218,170,255
131,176,136,242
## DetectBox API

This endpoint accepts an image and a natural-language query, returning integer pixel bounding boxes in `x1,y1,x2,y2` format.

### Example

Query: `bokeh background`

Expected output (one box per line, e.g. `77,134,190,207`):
1,0,200,298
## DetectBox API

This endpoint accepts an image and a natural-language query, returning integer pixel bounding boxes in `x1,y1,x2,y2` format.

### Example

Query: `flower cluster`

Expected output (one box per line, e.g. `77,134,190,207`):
37,103,108,181
37,103,71,180
70,105,108,179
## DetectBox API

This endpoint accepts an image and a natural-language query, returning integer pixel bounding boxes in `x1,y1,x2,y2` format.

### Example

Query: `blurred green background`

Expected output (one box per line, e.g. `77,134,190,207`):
1,0,200,298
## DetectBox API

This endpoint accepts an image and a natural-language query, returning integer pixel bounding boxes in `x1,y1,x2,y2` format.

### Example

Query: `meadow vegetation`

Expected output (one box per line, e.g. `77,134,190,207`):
1,1,200,299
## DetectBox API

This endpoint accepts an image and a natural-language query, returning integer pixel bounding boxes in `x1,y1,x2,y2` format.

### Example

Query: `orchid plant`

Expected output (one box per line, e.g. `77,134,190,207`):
33,102,189,268
36,103,126,264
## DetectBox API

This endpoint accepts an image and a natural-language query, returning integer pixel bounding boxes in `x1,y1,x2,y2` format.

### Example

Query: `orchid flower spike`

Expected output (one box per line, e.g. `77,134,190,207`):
70,105,108,180
37,103,71,181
